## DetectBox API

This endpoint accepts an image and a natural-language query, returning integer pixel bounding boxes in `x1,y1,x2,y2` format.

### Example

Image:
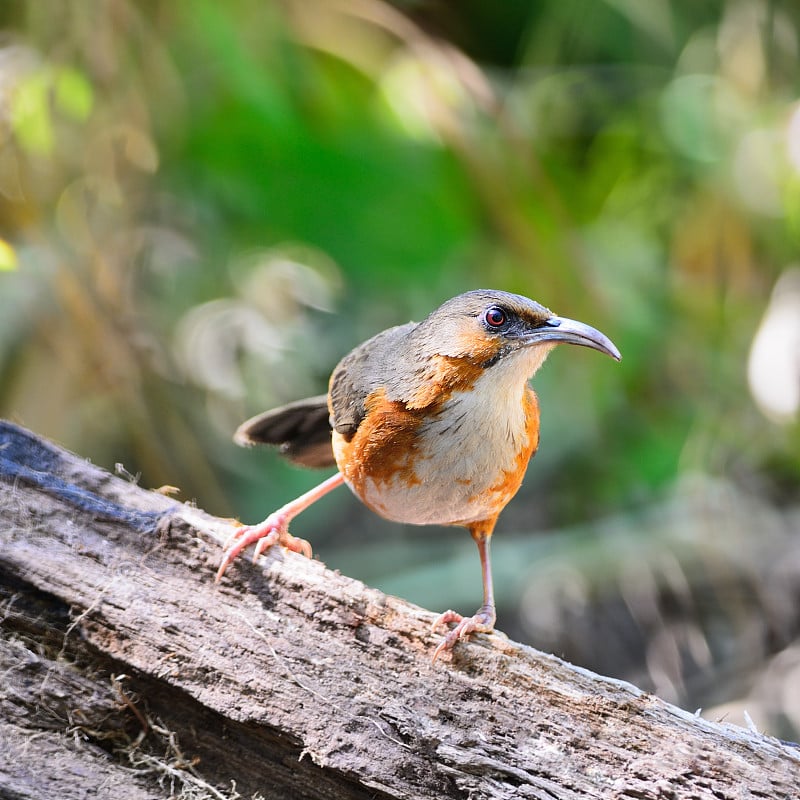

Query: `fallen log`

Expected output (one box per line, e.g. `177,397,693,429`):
0,420,797,799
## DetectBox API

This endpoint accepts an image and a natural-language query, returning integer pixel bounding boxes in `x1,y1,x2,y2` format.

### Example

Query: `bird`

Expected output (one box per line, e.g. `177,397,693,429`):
216,289,621,660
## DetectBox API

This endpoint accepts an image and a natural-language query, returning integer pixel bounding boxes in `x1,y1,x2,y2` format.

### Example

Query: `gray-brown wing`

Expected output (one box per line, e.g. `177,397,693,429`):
234,395,335,468
328,321,417,440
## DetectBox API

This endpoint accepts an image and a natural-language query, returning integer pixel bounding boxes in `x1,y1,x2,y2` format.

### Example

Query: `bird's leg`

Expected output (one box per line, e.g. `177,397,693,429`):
432,522,497,661
216,472,345,582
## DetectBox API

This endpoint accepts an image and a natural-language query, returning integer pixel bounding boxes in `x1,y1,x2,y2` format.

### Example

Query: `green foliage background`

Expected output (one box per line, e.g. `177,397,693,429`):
1,0,799,737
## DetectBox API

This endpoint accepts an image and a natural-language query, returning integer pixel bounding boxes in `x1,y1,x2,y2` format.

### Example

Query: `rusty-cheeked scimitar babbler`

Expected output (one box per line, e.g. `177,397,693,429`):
217,289,621,661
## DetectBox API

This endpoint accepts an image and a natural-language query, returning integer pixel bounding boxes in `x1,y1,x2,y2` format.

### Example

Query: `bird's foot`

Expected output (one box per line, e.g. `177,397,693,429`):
431,605,496,662
215,513,312,582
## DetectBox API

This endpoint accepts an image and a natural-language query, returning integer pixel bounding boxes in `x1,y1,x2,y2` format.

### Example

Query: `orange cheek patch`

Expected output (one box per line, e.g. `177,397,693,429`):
450,327,506,363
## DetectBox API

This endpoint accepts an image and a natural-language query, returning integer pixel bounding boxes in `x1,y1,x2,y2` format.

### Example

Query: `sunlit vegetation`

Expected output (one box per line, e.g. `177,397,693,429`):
1,0,798,739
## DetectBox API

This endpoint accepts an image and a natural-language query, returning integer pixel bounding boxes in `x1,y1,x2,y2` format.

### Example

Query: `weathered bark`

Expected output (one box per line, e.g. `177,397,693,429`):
0,420,797,800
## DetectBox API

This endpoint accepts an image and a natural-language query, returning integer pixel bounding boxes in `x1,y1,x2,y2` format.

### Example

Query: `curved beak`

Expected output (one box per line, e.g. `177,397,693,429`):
524,316,621,361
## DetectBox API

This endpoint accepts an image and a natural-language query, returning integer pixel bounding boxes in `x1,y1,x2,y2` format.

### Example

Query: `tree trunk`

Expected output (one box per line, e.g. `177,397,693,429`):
0,420,797,799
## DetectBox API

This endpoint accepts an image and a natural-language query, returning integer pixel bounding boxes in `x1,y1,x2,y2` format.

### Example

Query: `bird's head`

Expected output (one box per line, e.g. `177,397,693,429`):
414,289,621,377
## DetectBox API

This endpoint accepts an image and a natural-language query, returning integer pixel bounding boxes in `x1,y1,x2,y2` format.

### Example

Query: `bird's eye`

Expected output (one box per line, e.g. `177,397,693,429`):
483,306,508,329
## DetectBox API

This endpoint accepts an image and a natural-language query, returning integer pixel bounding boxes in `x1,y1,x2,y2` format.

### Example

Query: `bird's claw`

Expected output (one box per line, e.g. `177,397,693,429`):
431,608,495,663
215,513,312,582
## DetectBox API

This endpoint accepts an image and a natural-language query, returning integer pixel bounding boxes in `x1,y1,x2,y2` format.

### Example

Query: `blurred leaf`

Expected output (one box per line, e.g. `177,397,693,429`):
10,69,54,155
0,239,17,271
54,66,93,121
